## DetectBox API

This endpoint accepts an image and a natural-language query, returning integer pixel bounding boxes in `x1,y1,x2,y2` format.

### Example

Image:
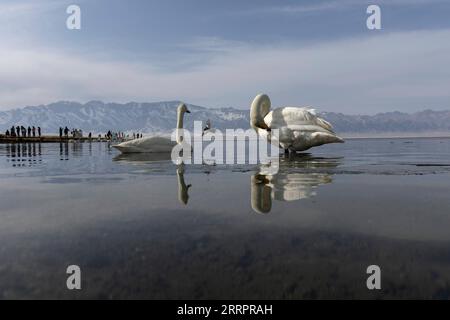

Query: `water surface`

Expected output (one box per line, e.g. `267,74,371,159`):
1,138,450,299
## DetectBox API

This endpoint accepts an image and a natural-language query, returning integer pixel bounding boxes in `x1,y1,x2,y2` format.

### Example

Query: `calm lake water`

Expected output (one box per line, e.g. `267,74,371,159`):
1,138,450,299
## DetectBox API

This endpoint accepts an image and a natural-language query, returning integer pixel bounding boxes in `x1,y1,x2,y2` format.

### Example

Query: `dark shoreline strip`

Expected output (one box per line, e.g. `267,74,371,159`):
0,136,109,143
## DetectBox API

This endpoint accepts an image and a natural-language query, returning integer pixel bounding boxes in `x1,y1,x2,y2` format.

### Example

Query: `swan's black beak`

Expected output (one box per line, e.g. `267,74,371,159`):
186,110,191,113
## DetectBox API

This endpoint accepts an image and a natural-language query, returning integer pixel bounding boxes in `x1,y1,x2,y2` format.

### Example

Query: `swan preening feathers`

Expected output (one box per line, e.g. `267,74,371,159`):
113,95,343,154
250,94,344,152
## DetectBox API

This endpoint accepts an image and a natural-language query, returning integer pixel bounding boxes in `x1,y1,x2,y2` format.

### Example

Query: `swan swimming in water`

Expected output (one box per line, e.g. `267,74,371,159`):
113,103,191,153
250,94,344,153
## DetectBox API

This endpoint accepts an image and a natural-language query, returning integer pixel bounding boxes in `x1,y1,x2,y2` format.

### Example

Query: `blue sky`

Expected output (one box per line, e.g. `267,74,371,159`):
1,0,450,114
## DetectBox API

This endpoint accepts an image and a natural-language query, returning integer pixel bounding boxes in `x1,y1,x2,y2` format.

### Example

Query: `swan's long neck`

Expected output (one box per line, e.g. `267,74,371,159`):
176,109,185,144
176,109,184,129
250,94,271,130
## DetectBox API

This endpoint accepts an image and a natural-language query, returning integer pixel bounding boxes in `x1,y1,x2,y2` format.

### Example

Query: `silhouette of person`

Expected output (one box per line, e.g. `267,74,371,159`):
32,126,36,137
16,126,20,137
37,127,41,137
27,126,31,137
5,129,10,137
59,127,63,138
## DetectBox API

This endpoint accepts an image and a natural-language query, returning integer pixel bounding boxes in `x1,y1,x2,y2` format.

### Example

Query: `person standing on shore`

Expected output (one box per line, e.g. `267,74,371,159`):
38,127,41,137
5,129,10,137
27,126,31,137
21,126,26,137
59,127,63,138
32,126,36,137
64,127,69,138
16,126,20,137
11,126,16,137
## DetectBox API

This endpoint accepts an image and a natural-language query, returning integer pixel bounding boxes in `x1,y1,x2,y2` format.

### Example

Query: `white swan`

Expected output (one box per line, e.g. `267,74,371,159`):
250,94,344,152
113,103,190,153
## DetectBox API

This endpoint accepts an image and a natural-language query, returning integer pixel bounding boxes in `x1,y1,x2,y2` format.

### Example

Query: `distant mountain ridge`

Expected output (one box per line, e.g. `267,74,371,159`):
322,110,450,135
0,101,249,135
0,101,449,136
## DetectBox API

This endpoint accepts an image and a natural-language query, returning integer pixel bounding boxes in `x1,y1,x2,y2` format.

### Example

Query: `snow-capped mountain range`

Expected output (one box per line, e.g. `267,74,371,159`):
0,101,249,135
1,100,450,136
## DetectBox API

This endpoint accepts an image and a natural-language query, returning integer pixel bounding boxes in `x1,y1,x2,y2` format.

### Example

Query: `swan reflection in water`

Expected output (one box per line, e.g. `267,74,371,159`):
113,153,192,205
113,152,173,163
176,163,191,205
112,153,340,210
251,154,341,214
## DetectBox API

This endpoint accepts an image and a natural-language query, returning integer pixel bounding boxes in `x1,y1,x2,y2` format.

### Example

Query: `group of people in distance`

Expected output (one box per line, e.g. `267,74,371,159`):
59,127,98,139
59,127,86,139
4,126,144,141
106,131,142,141
4,126,41,138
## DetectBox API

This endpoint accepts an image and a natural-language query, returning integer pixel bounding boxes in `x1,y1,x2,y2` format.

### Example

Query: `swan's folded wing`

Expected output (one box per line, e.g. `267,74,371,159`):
113,135,175,153
265,107,334,132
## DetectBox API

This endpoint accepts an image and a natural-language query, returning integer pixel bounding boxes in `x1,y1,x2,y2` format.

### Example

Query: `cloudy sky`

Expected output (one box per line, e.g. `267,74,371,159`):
1,0,450,114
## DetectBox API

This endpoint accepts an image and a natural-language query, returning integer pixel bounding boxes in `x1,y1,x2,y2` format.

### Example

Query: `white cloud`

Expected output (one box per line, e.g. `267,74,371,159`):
0,0,65,18
1,29,450,113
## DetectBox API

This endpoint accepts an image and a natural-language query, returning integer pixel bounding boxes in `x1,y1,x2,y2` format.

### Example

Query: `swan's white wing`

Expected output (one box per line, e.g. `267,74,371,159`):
258,126,295,150
262,124,343,152
113,135,175,153
264,107,334,132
